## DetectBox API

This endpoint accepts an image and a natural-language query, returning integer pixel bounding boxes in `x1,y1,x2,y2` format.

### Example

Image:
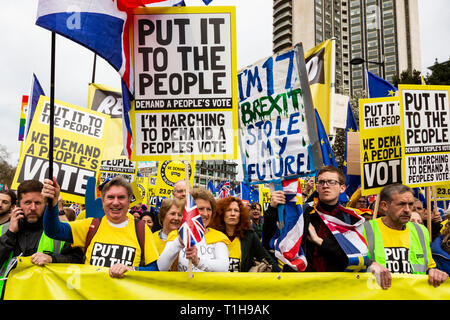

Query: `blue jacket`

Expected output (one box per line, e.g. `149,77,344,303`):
431,235,450,275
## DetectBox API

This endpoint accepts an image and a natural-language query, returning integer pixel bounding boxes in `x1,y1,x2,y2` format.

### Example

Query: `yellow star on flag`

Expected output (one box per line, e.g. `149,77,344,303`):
388,90,396,96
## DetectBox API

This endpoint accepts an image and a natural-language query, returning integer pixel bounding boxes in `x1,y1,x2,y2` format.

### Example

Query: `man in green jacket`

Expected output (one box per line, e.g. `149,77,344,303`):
0,180,83,296
364,184,448,289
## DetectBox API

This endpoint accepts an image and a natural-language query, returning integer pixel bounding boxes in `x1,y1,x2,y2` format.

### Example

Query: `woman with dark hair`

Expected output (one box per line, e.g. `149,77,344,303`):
210,196,279,272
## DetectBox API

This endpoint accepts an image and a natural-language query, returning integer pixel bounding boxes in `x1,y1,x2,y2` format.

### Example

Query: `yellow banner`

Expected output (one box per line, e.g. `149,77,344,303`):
4,257,449,300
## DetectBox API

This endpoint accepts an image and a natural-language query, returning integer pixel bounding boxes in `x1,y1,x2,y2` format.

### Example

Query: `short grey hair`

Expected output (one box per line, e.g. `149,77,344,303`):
101,176,133,201
379,184,414,202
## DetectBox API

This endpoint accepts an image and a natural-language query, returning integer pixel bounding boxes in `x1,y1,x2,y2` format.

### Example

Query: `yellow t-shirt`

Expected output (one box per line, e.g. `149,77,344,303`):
376,219,436,273
70,213,159,267
227,237,242,272
153,230,171,254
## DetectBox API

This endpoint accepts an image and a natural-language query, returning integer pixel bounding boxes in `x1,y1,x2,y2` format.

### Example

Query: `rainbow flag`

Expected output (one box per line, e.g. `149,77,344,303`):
18,95,28,141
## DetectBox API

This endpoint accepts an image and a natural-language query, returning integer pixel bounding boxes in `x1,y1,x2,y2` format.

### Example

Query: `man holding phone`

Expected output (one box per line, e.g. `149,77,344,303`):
0,180,83,296
0,189,16,227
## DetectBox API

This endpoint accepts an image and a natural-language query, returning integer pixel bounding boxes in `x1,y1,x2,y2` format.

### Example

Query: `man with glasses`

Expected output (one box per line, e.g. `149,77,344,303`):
263,165,367,272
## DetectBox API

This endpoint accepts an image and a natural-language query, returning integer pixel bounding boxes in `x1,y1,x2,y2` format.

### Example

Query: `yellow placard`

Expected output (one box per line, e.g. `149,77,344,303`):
435,183,450,200
156,160,195,197
399,84,450,188
305,39,334,134
260,185,271,212
4,257,449,300
11,96,109,204
130,6,238,161
87,83,124,160
359,97,402,196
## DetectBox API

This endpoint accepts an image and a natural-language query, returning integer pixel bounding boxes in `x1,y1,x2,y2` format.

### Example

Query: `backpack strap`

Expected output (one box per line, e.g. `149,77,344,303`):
134,219,146,267
85,218,101,253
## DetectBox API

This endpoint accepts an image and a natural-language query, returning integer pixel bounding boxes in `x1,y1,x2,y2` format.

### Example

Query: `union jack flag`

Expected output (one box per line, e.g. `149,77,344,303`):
218,181,231,199
270,179,308,272
179,193,205,249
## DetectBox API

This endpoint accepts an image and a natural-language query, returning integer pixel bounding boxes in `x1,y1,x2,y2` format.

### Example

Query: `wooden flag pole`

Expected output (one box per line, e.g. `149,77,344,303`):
185,161,193,279
426,186,432,241
372,195,380,220
48,32,56,208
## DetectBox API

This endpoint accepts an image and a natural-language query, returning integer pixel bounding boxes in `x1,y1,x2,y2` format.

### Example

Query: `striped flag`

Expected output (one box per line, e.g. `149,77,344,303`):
218,180,231,199
179,192,205,249
18,95,28,141
315,206,368,272
270,179,308,272
35,0,167,158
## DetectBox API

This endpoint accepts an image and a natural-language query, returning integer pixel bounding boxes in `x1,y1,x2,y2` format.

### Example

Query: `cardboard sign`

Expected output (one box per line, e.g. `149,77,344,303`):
12,97,109,203
359,97,402,196
346,131,361,176
130,6,238,161
238,46,316,183
399,85,450,187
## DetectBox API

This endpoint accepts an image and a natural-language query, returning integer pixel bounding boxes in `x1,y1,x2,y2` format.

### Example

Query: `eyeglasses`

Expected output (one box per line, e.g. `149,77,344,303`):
316,179,341,187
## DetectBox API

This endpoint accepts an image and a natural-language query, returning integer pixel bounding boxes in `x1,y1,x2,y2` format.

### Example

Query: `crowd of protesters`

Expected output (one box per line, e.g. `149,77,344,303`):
0,164,448,298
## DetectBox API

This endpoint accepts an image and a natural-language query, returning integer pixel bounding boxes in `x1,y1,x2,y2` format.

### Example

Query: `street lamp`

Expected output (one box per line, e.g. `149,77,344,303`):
350,57,385,67
350,56,385,93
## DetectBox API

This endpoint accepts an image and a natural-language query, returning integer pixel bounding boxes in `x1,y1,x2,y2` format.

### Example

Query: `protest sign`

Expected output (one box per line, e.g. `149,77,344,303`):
130,6,238,161
260,185,271,212
435,184,450,200
238,45,318,183
12,96,109,203
346,131,361,176
359,97,402,196
156,160,195,197
88,83,124,160
304,39,334,134
99,157,137,184
399,85,450,187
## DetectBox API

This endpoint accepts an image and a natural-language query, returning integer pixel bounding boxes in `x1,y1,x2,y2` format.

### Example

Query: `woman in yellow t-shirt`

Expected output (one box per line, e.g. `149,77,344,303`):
157,188,230,272
153,198,183,254
209,196,279,272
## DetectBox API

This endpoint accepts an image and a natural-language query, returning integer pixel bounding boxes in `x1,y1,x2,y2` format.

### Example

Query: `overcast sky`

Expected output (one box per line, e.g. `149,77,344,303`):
0,0,448,165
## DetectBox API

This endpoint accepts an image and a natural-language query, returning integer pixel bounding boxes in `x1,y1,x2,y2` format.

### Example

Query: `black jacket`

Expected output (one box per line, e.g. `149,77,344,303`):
0,217,84,266
240,229,280,272
262,199,353,272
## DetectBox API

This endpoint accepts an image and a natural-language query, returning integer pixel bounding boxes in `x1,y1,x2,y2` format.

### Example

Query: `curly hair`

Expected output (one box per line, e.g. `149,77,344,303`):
209,196,251,239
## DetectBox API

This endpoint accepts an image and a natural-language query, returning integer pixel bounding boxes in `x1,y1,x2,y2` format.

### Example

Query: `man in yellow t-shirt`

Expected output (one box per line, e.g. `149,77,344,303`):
42,176,159,278
364,184,448,289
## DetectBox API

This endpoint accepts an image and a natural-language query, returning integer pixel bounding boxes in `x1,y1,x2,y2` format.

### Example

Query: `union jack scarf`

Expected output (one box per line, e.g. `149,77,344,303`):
315,205,368,272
